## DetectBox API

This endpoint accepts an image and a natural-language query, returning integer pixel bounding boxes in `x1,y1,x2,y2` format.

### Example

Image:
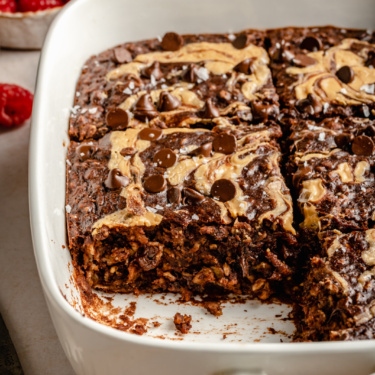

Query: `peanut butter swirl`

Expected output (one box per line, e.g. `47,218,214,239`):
363,229,375,266
287,39,375,106
297,151,374,230
107,41,269,83
104,41,273,128
92,123,295,235
323,229,375,296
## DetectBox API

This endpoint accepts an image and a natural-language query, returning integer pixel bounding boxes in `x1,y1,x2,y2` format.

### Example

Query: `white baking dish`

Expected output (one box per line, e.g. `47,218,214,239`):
29,0,375,374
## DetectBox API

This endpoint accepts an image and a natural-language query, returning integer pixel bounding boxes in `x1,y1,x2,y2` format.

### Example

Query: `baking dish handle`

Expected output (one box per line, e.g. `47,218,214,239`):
212,370,267,375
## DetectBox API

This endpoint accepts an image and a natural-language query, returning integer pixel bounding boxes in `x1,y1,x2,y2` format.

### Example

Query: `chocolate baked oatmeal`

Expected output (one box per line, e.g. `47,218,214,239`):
66,26,375,342
267,26,375,120
66,120,297,298
287,116,375,234
68,29,278,142
293,229,375,341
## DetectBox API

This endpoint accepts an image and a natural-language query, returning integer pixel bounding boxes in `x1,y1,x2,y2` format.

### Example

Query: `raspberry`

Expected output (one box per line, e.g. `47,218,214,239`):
0,0,16,12
17,0,64,12
0,84,33,128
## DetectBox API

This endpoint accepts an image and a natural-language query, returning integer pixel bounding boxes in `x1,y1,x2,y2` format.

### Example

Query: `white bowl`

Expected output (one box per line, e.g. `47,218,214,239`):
29,0,375,374
0,7,62,49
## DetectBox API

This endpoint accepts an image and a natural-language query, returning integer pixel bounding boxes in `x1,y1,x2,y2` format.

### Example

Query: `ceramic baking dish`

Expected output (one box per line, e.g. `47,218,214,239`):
29,0,375,374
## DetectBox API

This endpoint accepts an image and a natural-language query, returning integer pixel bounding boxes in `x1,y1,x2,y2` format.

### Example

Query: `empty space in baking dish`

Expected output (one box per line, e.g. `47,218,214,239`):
29,0,375,347
63,284,294,343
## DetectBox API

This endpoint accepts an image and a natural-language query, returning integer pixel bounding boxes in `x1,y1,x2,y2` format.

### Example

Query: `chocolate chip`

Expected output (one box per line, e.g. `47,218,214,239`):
105,168,130,189
219,90,231,102
364,125,375,137
300,36,322,52
269,45,283,63
201,99,220,118
212,133,237,154
232,33,251,49
182,64,199,83
334,134,351,148
183,187,205,203
133,93,158,121
120,147,136,156
138,128,163,141
351,135,375,156
76,143,96,161
167,187,181,204
106,108,129,130
251,101,277,121
161,32,183,51
143,175,167,193
233,58,254,74
210,179,236,202
264,36,271,50
336,65,354,84
296,93,322,115
113,47,132,63
141,61,163,80
292,54,317,67
158,91,181,112
138,244,163,271
365,50,375,67
188,142,212,157
153,148,177,168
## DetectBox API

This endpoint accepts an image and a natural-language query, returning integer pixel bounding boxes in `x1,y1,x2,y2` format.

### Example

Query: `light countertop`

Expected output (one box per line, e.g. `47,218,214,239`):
0,49,75,375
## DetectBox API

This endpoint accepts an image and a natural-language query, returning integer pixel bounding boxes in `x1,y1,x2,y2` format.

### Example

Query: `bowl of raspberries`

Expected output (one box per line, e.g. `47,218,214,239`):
0,0,70,49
